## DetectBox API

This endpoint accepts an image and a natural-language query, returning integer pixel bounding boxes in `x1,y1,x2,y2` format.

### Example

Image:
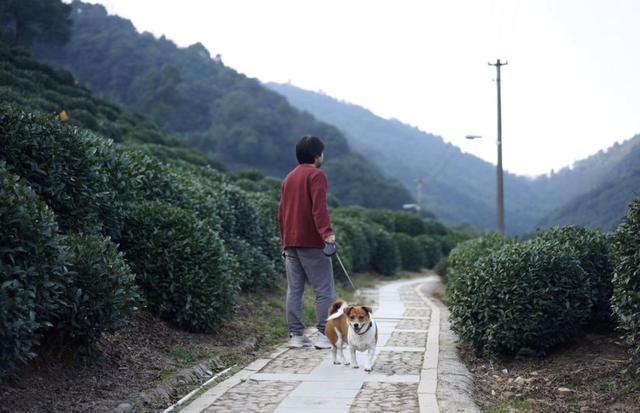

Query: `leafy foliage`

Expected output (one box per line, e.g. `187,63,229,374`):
51,233,140,346
538,226,614,325
611,199,640,356
0,0,71,48
333,216,371,272
0,166,66,373
447,233,514,296
393,233,425,271
0,41,181,146
392,212,426,236
371,228,401,276
120,201,238,332
0,106,124,236
415,234,443,269
449,238,592,355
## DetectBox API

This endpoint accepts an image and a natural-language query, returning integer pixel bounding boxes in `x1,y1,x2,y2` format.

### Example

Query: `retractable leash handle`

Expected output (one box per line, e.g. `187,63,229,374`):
323,243,337,257
323,243,357,290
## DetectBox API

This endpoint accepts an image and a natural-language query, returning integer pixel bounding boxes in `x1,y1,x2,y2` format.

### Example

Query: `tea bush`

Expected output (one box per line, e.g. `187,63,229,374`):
50,233,141,346
0,107,124,236
119,201,238,332
393,212,425,236
447,233,513,295
449,238,592,355
393,233,425,271
415,234,443,269
333,216,370,272
611,199,640,355
0,167,66,373
371,227,401,276
538,226,614,325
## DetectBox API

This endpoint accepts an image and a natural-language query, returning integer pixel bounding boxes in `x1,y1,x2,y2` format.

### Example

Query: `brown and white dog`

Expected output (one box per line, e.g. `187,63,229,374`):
325,299,378,371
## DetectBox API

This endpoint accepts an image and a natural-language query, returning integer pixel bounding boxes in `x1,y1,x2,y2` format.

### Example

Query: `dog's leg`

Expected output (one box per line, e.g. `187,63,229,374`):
350,346,359,369
331,344,339,365
364,346,375,372
338,338,349,365
334,330,345,364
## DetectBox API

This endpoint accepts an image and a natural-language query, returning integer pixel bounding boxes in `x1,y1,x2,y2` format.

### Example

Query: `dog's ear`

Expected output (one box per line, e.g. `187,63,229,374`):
345,306,354,317
363,306,373,315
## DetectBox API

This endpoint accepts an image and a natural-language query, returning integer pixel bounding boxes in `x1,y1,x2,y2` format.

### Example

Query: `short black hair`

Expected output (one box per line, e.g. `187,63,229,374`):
296,135,325,164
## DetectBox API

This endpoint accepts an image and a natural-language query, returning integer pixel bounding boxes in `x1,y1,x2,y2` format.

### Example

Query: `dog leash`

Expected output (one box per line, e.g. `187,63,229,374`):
336,252,357,290
323,243,357,290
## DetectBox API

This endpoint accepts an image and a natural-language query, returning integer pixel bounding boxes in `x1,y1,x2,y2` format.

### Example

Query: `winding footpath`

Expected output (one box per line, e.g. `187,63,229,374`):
177,275,480,413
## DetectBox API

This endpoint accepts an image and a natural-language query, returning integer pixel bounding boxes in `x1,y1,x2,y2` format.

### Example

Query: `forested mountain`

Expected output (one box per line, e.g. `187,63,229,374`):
30,0,412,209
535,136,640,231
0,40,224,170
268,82,549,234
269,82,640,234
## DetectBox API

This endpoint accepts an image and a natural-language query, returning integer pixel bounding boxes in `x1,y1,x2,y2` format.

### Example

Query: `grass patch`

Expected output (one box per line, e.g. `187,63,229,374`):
486,399,536,413
168,346,218,365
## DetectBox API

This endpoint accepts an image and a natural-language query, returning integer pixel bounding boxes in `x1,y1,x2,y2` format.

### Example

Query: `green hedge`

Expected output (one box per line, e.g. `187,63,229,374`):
393,233,425,271
1,167,66,373
393,212,425,236
50,233,141,346
333,216,371,272
538,226,614,325
0,107,126,238
371,227,401,276
447,233,513,296
449,238,592,355
415,234,443,269
611,198,640,356
363,209,396,232
120,201,238,332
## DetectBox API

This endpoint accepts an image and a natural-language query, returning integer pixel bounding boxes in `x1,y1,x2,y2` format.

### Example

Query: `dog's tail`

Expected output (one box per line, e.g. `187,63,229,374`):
327,299,348,321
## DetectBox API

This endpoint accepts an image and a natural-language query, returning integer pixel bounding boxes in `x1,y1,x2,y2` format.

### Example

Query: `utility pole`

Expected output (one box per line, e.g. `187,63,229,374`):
489,59,507,234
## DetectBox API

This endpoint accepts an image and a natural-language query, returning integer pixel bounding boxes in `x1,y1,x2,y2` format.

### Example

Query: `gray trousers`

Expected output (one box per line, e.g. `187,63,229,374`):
285,247,335,336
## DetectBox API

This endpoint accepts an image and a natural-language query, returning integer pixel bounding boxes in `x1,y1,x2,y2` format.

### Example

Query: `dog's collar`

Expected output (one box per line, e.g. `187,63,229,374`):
355,320,374,335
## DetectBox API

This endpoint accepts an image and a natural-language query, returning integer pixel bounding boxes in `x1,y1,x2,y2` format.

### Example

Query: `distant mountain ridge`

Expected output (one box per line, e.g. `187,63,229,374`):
535,136,640,230
268,82,640,234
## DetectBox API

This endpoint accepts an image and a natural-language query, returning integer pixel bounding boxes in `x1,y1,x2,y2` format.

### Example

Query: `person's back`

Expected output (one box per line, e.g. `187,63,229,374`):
279,164,332,249
278,136,335,349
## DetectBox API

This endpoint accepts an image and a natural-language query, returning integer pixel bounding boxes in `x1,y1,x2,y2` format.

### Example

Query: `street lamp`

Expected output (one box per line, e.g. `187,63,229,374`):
465,134,505,234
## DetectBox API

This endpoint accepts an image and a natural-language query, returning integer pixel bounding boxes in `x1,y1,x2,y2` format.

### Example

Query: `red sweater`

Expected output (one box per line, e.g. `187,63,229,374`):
278,164,333,249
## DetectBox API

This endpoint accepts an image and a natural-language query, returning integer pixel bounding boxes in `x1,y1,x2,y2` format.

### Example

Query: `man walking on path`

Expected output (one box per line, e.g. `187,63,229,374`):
278,135,336,349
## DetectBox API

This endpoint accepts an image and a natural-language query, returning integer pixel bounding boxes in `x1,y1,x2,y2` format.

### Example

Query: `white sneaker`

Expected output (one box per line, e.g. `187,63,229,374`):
314,333,332,349
288,334,313,348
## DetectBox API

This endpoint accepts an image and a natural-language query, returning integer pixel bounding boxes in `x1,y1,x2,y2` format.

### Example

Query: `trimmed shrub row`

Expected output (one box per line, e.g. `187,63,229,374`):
611,199,640,356
447,206,640,358
0,165,140,372
0,107,283,373
329,208,468,279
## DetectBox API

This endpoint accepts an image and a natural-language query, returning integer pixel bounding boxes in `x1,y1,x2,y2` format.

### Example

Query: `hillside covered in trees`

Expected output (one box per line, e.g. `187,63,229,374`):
30,0,412,210
269,82,640,234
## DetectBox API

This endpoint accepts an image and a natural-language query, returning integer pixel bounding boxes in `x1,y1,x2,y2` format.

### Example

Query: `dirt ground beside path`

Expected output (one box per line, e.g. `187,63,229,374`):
0,308,262,413
460,332,640,412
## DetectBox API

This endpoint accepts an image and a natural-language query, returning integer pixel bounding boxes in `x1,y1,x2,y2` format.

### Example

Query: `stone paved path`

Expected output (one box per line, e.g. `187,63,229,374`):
178,275,480,413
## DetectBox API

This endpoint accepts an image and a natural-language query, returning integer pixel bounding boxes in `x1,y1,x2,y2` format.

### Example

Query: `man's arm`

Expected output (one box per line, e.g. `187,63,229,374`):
310,171,334,243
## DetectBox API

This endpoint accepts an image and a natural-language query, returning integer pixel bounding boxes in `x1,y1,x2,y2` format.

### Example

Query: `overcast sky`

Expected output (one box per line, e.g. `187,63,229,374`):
87,0,640,177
